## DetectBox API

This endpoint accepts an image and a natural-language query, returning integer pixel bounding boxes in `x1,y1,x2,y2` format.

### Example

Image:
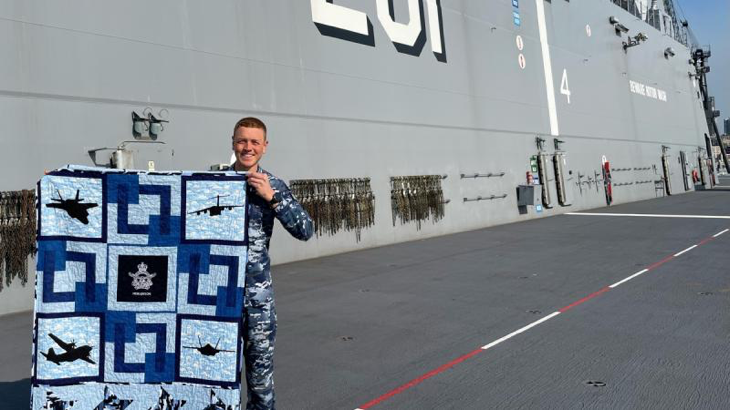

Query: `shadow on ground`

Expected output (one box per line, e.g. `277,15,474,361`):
0,379,30,407
696,187,730,192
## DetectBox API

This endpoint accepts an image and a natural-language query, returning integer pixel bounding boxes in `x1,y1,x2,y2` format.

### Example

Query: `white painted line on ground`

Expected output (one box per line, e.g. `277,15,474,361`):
609,269,649,288
566,212,730,219
355,228,724,409
674,244,698,257
481,311,561,350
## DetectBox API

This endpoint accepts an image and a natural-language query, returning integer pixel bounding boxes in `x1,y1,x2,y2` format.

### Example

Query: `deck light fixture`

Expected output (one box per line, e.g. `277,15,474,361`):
131,111,149,137
148,112,169,140
609,16,629,35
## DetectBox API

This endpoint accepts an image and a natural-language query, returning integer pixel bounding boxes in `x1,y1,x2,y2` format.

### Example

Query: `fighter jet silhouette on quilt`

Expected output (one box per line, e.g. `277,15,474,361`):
183,336,234,357
45,189,98,224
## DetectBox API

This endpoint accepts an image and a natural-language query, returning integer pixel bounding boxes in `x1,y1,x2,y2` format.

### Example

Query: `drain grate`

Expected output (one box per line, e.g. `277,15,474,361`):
527,310,542,315
698,292,713,296
585,380,606,387
340,336,354,341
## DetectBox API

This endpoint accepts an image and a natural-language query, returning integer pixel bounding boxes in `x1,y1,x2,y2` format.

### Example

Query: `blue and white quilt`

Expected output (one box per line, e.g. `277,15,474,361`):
32,166,247,409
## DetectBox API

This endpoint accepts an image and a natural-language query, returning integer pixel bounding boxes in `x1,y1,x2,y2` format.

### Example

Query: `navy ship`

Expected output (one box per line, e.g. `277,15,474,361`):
0,0,725,316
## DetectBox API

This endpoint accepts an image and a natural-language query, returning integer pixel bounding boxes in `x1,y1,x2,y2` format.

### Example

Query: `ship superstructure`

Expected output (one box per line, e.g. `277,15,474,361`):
0,0,723,314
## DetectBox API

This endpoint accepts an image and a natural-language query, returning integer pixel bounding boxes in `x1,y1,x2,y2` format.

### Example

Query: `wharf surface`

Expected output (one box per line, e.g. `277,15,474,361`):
2,177,729,409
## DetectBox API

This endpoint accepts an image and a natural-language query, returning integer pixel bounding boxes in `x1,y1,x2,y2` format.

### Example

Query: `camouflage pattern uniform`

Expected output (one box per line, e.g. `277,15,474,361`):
243,167,313,410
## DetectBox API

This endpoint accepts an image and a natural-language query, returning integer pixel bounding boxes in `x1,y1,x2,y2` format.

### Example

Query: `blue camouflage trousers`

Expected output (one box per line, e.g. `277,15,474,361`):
243,295,277,410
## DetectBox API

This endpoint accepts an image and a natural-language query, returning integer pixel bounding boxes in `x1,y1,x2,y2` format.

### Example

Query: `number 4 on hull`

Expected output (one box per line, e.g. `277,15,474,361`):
561,69,571,104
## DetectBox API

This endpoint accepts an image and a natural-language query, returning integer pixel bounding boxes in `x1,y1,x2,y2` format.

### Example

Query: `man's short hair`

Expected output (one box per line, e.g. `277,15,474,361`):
233,117,267,139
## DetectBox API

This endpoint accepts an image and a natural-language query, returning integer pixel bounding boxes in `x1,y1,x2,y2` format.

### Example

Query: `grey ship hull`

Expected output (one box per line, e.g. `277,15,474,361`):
0,0,715,314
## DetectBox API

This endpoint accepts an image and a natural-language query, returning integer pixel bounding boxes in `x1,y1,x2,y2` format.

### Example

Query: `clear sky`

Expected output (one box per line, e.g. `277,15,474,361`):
677,0,730,134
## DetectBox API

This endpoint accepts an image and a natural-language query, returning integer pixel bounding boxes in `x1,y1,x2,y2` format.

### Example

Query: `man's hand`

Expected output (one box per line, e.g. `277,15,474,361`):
247,172,275,203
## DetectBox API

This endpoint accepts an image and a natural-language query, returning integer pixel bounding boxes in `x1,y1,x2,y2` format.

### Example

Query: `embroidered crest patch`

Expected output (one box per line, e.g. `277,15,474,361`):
117,256,168,302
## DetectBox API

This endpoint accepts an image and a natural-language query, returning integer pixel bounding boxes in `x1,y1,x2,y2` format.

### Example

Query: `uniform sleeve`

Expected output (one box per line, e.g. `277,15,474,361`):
272,181,314,241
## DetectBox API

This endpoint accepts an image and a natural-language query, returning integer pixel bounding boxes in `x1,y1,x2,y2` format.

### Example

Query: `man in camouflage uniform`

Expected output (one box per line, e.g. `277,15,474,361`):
231,117,314,409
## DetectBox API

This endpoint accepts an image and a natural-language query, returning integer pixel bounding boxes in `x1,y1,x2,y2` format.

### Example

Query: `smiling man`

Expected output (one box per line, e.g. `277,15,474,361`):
231,117,314,409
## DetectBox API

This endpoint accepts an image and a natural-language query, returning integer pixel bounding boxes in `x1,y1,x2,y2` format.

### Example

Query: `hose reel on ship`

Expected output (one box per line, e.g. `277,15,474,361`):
661,145,673,195
553,139,572,207
535,137,553,209
534,137,572,208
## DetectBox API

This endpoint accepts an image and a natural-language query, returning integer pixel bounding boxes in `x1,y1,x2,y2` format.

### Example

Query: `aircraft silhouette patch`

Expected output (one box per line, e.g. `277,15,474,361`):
183,178,247,244
33,167,247,409
183,336,235,356
41,333,95,365
38,174,105,240
188,194,244,217
45,189,99,224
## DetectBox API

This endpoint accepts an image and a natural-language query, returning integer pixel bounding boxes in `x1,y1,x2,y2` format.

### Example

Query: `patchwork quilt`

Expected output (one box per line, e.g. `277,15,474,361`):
32,165,247,409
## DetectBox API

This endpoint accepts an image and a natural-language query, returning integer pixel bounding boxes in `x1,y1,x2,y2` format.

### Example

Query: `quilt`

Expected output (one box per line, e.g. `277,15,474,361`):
31,165,247,409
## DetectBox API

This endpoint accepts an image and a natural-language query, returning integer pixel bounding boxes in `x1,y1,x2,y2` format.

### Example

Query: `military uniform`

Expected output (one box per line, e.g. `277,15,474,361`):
243,166,313,410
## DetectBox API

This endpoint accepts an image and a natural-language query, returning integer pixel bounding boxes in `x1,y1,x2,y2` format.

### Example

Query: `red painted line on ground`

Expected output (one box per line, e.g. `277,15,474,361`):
357,348,483,409
697,237,713,246
645,254,675,271
354,230,727,409
559,287,611,313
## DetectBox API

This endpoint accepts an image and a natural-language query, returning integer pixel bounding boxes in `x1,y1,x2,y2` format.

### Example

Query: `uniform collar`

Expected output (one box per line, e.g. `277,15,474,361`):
230,163,264,174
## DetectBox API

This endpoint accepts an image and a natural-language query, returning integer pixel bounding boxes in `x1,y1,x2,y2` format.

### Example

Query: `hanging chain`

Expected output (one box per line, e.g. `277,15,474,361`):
390,175,445,230
290,178,375,242
0,189,37,292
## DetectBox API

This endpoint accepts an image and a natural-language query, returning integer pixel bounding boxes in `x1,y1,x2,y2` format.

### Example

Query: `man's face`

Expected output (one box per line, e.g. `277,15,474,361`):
232,126,267,171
